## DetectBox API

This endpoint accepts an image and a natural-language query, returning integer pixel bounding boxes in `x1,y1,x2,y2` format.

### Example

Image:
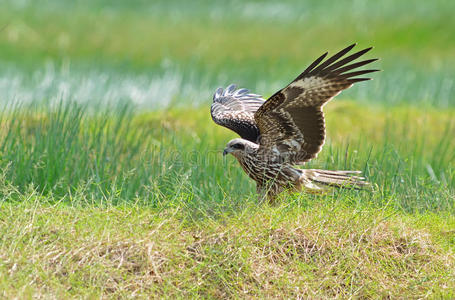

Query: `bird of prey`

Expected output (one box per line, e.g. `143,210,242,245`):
211,44,378,202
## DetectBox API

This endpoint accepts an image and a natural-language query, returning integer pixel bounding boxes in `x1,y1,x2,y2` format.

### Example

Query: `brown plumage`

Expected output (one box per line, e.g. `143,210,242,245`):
212,44,378,202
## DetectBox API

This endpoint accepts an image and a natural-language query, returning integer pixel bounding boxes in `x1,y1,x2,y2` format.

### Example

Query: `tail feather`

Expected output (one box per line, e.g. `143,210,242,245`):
304,169,370,190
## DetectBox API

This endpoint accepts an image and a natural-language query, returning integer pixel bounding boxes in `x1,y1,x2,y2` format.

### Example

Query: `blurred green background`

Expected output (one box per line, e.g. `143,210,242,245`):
1,0,454,107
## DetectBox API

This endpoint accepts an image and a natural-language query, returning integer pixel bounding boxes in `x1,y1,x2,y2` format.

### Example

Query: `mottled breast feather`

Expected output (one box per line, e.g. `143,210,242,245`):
255,43,379,164
211,84,265,143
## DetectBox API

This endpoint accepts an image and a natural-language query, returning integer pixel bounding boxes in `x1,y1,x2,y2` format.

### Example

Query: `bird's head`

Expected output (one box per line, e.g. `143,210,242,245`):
223,138,257,158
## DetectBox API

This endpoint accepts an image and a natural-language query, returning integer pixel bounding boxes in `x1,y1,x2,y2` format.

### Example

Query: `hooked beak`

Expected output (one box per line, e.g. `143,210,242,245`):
223,148,232,156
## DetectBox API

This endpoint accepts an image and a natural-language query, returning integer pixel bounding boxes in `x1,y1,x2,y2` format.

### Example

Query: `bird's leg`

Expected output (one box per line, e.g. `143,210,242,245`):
257,183,278,204
257,181,283,205
266,193,278,206
256,184,268,204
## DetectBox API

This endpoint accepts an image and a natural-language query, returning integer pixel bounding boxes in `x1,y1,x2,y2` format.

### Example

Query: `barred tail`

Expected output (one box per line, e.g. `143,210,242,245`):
304,169,370,190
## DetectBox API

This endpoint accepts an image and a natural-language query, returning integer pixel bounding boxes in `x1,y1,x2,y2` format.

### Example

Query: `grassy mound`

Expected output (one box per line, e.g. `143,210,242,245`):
1,201,454,298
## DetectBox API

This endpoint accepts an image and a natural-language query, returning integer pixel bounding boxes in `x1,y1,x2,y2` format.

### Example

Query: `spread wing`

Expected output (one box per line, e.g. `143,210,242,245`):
255,44,379,164
211,84,265,143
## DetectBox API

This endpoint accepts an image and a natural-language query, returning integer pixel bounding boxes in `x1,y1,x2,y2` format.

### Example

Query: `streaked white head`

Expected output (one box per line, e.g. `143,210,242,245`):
223,138,258,158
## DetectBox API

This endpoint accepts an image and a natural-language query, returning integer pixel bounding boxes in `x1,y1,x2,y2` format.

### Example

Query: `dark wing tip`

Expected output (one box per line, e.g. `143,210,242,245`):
299,51,329,77
306,44,379,78
311,44,357,74
340,69,381,79
348,78,372,83
346,43,358,51
319,46,379,78
336,43,358,57
341,43,357,52
354,46,374,58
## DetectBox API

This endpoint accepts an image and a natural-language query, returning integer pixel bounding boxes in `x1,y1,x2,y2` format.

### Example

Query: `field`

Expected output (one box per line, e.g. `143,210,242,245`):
0,0,454,298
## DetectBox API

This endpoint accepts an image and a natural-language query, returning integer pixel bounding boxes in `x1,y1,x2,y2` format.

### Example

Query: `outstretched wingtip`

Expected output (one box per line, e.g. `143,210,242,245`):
226,84,237,93
361,46,374,53
349,77,372,83
213,87,224,101
337,43,357,55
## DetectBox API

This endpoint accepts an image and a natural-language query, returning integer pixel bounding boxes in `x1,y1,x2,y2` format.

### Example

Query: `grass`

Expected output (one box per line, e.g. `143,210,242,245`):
0,0,454,297
0,102,453,212
1,200,454,298
0,102,452,297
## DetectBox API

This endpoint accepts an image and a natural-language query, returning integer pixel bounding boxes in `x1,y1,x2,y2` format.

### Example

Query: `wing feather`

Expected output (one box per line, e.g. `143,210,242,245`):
333,59,378,74
255,44,379,164
211,84,265,142
309,44,357,75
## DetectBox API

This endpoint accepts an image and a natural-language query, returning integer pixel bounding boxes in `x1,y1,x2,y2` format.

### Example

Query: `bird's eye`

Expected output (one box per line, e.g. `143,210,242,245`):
232,143,244,150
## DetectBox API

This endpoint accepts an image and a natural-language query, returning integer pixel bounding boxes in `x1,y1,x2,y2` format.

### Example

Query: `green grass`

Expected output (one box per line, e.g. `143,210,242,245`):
0,102,452,297
0,0,454,298
0,102,453,212
1,200,454,298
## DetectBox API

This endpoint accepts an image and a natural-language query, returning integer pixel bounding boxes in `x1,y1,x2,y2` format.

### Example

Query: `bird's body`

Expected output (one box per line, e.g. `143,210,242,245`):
226,139,296,196
224,138,366,202
211,44,378,202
